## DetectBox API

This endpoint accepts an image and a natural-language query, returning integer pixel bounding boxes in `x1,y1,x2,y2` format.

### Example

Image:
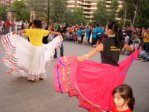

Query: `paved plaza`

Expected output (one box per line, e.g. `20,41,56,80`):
0,40,149,112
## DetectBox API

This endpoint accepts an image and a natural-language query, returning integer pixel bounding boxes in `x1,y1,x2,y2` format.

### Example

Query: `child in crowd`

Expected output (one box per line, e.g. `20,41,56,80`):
76,26,82,43
112,84,135,112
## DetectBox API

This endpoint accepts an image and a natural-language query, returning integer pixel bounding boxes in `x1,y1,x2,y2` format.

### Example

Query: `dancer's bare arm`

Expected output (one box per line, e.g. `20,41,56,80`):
49,31,61,36
13,30,25,34
124,44,134,52
78,43,104,62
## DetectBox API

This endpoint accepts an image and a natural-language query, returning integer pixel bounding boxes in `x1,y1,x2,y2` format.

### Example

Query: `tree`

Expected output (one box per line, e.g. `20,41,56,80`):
62,9,74,24
27,0,68,23
117,0,141,26
50,0,67,22
0,5,7,20
130,0,139,26
135,0,149,27
71,8,87,25
93,0,119,25
118,0,149,27
27,0,47,19
12,0,29,21
117,1,130,27
109,0,119,20
93,0,108,25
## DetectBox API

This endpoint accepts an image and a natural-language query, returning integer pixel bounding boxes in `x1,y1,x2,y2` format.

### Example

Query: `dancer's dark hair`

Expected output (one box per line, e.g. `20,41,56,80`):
33,20,42,28
107,21,120,48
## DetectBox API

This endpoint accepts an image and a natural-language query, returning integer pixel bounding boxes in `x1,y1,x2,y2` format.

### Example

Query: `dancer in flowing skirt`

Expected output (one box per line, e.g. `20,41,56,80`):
54,21,139,112
1,20,63,81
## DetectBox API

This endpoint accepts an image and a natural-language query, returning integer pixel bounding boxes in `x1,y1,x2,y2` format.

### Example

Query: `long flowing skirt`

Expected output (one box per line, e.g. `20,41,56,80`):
1,33,63,80
54,50,139,112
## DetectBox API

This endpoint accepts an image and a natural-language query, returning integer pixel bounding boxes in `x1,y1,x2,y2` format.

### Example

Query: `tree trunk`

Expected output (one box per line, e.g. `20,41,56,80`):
132,4,138,25
131,0,138,26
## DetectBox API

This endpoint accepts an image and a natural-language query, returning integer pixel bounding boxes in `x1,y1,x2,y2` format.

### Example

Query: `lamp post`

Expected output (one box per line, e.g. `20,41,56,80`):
47,0,50,25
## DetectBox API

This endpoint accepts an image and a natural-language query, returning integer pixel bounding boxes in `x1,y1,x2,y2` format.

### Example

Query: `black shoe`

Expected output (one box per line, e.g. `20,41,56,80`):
142,59,148,62
39,78,44,80
27,79,36,82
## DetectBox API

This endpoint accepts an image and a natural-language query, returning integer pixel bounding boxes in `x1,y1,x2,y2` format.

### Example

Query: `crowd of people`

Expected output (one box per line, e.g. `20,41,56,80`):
1,18,148,62
0,19,29,34
55,23,149,62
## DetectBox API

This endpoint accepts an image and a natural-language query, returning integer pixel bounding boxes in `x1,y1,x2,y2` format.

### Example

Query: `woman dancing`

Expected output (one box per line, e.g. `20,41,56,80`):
54,21,139,112
1,20,63,82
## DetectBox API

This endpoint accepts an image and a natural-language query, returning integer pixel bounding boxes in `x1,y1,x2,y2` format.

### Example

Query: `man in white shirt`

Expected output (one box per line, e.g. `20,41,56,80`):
16,20,22,30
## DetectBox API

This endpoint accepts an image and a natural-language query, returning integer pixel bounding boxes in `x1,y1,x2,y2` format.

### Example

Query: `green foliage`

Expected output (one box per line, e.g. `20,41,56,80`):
12,0,29,21
109,0,119,20
93,0,108,25
135,0,149,27
62,8,87,25
93,0,119,25
62,9,74,24
0,5,7,20
50,0,67,22
27,0,68,22
117,0,149,27
27,0,47,19
71,8,87,25
117,8,124,19
126,2,135,22
19,8,30,21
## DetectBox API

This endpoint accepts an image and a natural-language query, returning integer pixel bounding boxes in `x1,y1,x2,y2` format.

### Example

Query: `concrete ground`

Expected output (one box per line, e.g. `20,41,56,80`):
0,40,149,112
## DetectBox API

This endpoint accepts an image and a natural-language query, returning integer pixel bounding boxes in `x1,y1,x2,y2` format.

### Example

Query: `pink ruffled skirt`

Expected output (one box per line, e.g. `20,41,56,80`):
54,50,139,112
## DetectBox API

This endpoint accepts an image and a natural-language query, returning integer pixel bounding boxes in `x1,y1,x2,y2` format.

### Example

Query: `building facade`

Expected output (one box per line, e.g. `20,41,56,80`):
0,0,14,5
67,0,97,21
67,0,124,21
0,0,27,5
82,0,97,21
1,0,124,22
105,0,124,20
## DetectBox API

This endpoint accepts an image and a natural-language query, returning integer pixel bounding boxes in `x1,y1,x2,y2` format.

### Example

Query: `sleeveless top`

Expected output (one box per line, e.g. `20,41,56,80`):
101,37,120,66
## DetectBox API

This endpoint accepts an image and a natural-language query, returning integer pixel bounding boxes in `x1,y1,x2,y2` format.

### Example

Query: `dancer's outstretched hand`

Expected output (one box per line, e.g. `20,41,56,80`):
124,44,134,52
12,31,16,35
58,32,62,36
77,56,85,62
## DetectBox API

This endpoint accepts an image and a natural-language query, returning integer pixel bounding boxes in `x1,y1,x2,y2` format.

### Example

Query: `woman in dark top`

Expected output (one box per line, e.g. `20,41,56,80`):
78,21,133,63
54,21,139,112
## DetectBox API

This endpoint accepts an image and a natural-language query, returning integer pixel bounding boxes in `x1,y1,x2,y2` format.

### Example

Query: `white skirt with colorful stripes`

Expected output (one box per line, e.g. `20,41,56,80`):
1,33,63,81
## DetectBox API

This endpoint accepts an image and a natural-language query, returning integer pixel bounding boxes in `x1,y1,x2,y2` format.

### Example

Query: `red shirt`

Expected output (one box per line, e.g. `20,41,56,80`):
112,106,132,112
6,21,11,28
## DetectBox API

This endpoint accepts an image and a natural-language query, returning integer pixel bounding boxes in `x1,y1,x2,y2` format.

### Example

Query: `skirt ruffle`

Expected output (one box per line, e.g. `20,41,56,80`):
54,50,139,112
1,33,63,80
